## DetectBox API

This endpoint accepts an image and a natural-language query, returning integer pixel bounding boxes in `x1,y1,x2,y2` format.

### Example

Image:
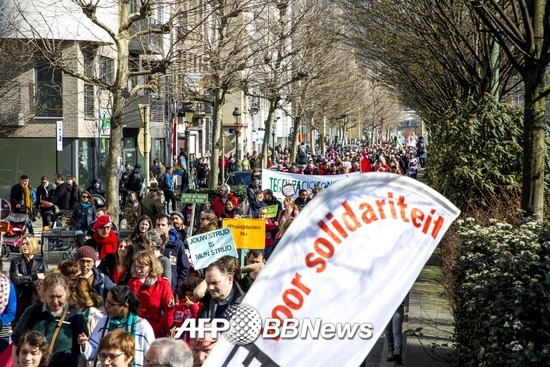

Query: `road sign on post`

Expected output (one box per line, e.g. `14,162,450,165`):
180,193,209,204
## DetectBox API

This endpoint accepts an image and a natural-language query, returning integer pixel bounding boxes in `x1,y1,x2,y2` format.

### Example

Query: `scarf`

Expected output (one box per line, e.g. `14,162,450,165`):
0,274,10,314
108,312,138,367
22,185,32,213
108,311,138,338
92,230,118,260
81,201,92,209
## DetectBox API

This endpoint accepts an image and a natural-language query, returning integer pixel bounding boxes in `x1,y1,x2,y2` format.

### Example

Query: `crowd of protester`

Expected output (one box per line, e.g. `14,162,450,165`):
1,138,426,366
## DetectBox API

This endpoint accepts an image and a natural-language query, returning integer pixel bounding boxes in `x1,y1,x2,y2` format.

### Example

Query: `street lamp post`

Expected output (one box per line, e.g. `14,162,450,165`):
272,128,276,164
233,107,242,171
184,103,195,191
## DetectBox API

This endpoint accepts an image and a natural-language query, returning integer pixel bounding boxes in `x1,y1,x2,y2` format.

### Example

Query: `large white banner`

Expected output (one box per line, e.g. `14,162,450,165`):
204,173,460,367
261,169,359,201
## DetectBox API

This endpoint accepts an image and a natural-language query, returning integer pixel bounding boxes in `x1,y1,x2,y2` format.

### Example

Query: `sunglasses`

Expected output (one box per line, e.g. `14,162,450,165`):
81,195,91,199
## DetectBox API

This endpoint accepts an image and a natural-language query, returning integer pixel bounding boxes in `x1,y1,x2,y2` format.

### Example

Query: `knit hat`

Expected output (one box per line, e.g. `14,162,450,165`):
75,246,97,261
170,211,185,222
92,215,111,230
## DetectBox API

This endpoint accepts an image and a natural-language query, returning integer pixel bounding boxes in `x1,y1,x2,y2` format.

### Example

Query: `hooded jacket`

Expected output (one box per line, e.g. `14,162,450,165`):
163,228,190,293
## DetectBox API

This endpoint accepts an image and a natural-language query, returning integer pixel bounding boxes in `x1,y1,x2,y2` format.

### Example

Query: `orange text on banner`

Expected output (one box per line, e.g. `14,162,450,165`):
223,218,266,249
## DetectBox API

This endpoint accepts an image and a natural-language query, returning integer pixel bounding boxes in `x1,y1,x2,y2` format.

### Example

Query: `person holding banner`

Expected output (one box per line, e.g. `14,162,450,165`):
195,210,218,235
262,189,282,219
258,208,277,259
220,200,239,223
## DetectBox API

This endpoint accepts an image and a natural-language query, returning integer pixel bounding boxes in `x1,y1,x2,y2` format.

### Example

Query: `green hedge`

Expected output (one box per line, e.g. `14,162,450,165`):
426,94,524,210
452,218,550,366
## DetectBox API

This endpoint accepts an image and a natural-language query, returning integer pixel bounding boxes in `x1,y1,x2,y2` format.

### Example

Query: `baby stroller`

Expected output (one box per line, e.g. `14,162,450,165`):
1,206,32,257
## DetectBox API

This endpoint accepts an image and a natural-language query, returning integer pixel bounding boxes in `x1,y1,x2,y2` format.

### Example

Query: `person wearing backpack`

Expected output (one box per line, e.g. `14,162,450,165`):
126,164,145,198
162,166,177,212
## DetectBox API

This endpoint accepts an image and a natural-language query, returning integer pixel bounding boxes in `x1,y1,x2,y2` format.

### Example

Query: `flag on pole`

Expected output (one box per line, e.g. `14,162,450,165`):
203,173,460,367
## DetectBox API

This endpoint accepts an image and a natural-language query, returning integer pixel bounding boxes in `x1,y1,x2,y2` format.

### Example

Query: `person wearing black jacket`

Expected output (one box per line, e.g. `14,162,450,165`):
35,176,55,228
49,173,71,210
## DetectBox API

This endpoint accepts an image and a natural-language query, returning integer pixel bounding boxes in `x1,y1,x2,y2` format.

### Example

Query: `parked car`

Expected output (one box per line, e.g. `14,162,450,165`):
225,170,252,187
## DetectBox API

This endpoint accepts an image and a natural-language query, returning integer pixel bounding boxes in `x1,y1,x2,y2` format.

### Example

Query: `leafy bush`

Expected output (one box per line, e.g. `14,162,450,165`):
426,94,524,210
451,218,550,366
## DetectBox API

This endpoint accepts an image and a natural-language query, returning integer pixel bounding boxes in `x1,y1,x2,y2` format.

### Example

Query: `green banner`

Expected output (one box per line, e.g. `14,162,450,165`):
180,193,209,204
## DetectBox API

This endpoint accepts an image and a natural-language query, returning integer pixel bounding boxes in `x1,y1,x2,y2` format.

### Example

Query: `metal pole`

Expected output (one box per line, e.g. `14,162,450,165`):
185,128,191,191
139,104,151,189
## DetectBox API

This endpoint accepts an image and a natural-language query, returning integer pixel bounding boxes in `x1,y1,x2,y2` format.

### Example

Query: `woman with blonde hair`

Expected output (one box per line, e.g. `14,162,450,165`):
127,251,174,337
277,197,299,226
11,272,88,367
71,278,105,367
9,234,48,323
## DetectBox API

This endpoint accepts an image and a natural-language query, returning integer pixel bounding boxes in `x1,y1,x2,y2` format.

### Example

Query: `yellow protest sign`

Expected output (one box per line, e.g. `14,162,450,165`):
266,205,278,218
222,218,266,249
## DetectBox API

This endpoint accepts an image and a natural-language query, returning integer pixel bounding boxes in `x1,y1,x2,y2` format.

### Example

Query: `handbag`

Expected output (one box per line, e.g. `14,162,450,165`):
40,199,51,209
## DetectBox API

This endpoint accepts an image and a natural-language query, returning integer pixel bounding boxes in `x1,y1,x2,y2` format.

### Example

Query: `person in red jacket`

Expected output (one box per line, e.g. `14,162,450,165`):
211,184,239,218
127,250,174,337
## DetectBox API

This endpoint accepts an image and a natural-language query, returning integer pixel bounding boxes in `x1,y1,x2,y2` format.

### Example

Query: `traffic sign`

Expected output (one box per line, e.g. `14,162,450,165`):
180,193,209,204
214,133,234,148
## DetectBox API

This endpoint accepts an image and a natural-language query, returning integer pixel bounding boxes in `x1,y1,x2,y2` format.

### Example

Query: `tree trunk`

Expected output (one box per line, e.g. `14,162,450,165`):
261,98,278,168
105,92,125,225
209,88,224,189
520,67,546,220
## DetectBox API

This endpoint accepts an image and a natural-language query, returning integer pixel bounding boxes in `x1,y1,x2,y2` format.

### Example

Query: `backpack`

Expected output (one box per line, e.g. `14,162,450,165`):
157,174,166,189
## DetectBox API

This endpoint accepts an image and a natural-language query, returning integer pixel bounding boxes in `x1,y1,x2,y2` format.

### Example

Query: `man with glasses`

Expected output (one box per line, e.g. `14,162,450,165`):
190,328,220,367
76,245,114,298
85,215,119,260
144,337,193,367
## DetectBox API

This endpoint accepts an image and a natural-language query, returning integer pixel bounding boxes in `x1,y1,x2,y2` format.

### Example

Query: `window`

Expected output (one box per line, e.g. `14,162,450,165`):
84,84,95,118
35,60,62,117
83,50,95,78
99,56,114,84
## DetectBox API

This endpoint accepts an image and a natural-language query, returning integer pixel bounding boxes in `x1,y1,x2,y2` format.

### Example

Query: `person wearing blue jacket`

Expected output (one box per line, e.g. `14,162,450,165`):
0,262,17,352
162,166,177,212
156,214,190,295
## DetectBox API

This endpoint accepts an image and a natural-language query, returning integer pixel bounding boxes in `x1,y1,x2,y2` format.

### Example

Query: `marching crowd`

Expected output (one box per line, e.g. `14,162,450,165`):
1,138,427,367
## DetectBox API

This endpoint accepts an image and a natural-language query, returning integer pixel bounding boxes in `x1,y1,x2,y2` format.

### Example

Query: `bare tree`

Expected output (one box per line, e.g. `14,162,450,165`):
469,0,549,219
2,0,198,220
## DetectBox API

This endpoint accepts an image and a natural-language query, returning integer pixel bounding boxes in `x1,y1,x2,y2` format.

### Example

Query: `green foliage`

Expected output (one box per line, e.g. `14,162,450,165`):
426,94,524,211
452,218,550,366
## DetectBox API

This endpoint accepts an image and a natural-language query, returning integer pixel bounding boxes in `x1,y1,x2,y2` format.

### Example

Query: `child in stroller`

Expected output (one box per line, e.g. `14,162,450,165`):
1,211,33,257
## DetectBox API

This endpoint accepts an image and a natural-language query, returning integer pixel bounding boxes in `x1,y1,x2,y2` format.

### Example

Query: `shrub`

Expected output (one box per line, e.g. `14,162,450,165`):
451,217,550,366
426,94,524,211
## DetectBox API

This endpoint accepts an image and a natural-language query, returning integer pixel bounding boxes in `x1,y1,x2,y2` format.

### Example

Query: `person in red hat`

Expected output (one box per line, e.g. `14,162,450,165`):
85,215,119,260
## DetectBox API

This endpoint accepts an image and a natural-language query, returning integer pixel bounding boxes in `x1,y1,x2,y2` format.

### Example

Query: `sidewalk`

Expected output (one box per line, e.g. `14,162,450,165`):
372,168,455,367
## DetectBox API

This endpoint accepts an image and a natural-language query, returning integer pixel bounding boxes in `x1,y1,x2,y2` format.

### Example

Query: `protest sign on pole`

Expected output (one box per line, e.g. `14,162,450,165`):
187,228,238,269
223,218,266,249
203,173,460,367
262,169,359,202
